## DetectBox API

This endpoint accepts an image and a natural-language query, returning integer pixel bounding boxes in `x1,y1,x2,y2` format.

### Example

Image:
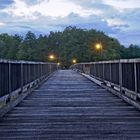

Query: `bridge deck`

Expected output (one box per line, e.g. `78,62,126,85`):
0,70,140,140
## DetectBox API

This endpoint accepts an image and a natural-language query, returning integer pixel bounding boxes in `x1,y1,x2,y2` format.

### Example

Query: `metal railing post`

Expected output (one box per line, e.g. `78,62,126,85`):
40,64,41,78
102,63,104,80
41,64,43,77
134,63,138,96
119,61,122,94
29,64,31,83
109,63,112,82
21,63,23,92
49,64,51,74
7,62,12,103
8,62,11,94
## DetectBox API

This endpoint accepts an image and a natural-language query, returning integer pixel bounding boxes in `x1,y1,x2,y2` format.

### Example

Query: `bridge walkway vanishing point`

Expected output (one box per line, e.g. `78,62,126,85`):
0,70,140,140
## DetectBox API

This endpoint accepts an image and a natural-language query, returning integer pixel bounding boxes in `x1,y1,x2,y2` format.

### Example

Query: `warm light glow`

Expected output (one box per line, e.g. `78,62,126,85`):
95,43,102,50
57,62,60,66
72,59,77,64
49,54,55,60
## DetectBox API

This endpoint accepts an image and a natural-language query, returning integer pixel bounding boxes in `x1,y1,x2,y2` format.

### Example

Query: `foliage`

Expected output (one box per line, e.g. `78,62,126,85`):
0,27,140,67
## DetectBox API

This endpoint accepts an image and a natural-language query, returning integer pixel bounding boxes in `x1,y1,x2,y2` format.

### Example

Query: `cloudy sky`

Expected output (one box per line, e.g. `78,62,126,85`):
0,0,140,46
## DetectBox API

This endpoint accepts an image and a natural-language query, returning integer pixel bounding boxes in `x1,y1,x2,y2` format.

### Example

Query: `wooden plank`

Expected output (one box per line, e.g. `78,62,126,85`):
0,70,140,140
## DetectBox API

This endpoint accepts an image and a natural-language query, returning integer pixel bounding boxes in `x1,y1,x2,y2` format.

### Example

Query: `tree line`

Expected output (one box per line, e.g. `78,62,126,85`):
0,26,140,67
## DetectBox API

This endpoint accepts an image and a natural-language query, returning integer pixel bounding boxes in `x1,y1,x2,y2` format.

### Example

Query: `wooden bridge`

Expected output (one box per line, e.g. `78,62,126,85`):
0,59,140,139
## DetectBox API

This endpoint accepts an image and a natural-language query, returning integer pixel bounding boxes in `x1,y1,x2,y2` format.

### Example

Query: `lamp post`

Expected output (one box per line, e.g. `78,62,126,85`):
95,43,103,60
72,59,77,64
48,54,55,61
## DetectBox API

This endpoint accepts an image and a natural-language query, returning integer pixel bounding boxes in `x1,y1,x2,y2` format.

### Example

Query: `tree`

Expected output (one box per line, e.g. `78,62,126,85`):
0,27,139,67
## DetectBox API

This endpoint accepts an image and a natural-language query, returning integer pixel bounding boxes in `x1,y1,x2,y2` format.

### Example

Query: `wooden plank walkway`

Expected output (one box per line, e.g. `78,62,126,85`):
0,70,140,140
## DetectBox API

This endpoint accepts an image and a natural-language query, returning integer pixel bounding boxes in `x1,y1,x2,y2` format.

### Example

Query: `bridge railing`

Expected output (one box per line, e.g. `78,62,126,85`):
71,59,140,101
0,59,58,108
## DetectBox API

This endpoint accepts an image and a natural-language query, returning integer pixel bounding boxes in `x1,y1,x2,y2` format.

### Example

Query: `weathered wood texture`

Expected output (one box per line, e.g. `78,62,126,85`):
0,70,140,140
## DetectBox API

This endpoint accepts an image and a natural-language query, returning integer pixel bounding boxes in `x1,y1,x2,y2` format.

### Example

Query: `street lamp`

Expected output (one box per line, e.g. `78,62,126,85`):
72,59,77,64
57,62,60,66
95,43,103,59
95,43,102,50
49,54,55,61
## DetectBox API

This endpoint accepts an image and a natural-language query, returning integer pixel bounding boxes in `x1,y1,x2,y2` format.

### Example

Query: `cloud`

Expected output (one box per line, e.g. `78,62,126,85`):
13,25,33,29
0,0,139,46
2,0,103,20
0,22,6,26
3,0,67,18
23,0,45,5
103,0,140,9
0,0,14,9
